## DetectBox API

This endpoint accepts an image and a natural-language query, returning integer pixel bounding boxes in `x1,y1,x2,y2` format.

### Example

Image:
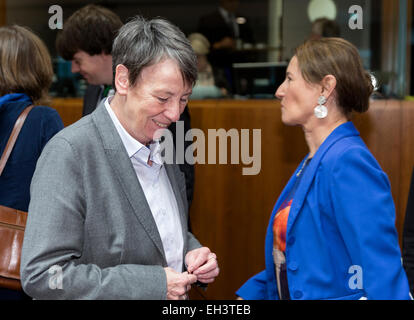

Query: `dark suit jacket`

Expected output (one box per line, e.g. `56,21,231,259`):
83,85,104,117
82,85,195,210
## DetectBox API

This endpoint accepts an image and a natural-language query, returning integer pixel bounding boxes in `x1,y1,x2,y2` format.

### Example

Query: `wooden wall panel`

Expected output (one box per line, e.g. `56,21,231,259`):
50,98,413,299
50,98,83,127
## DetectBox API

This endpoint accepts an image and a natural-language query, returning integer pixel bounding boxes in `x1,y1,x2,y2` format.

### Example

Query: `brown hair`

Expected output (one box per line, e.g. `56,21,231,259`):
295,37,373,116
0,25,53,104
56,4,122,60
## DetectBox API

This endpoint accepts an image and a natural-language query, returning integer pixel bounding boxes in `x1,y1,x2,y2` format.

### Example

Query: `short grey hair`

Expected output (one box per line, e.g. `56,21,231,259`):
112,15,197,88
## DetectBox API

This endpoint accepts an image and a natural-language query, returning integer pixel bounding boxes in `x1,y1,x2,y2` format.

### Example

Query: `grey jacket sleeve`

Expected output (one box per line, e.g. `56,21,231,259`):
187,232,202,253
20,137,167,300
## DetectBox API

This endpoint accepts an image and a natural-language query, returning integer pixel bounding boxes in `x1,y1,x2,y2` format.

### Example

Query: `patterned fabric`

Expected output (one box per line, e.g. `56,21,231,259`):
272,158,311,300
273,199,292,253
273,199,292,300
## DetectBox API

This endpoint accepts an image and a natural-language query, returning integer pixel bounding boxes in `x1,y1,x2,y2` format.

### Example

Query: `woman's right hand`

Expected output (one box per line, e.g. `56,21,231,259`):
164,267,197,300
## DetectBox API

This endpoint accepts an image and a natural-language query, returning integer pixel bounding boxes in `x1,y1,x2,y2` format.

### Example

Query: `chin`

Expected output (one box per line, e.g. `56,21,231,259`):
281,116,296,127
281,114,289,125
153,130,166,141
147,127,166,142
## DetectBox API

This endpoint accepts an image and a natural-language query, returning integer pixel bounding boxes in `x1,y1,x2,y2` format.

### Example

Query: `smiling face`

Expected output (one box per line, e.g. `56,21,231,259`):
71,50,113,85
113,58,192,145
275,56,322,127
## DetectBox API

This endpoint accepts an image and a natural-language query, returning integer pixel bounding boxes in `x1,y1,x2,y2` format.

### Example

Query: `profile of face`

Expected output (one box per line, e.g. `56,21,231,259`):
114,58,192,145
275,56,322,126
71,50,112,85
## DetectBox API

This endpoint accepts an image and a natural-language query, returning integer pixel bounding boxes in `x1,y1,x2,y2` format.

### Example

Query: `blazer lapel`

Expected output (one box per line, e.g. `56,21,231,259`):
286,121,360,235
91,101,167,263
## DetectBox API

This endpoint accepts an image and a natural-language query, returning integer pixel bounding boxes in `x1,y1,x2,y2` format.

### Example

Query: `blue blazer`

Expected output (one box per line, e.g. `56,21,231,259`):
237,122,411,300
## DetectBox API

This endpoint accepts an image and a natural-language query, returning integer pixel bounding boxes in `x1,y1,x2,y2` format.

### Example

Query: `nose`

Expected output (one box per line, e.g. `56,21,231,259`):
275,84,284,100
164,101,181,123
71,61,80,74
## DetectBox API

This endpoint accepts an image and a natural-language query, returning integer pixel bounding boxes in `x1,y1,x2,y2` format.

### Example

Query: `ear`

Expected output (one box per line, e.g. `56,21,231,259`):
321,74,337,99
114,64,129,95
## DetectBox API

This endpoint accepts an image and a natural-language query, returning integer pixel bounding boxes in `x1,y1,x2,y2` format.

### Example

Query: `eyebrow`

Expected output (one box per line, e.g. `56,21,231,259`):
154,90,192,96
286,71,296,79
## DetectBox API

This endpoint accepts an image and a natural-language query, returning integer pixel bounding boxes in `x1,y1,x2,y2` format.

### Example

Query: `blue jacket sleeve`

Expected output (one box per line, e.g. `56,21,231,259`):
236,270,269,300
330,145,410,299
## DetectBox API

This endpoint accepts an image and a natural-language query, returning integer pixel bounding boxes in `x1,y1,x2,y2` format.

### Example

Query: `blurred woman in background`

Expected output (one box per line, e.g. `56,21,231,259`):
0,25,63,300
188,32,230,99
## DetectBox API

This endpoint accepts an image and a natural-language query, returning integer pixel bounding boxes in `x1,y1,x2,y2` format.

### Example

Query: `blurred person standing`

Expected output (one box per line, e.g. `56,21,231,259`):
197,0,254,89
0,25,63,300
56,4,122,116
188,32,230,99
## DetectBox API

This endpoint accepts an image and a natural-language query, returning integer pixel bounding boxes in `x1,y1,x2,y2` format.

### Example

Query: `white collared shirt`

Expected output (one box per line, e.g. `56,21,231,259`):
105,97,184,272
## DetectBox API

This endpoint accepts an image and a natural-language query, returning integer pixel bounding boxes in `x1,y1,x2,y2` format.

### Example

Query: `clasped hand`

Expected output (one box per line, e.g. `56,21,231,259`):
165,247,219,300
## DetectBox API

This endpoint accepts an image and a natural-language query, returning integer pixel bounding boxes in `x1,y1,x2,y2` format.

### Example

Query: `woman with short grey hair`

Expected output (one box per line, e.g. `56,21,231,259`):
21,16,219,300
112,16,198,89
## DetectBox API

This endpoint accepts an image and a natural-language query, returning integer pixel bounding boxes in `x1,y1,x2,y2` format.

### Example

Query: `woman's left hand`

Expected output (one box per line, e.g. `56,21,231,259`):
185,247,220,283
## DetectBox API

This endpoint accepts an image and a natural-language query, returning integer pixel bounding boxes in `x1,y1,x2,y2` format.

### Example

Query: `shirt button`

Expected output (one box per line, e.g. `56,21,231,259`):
293,290,303,299
288,262,298,271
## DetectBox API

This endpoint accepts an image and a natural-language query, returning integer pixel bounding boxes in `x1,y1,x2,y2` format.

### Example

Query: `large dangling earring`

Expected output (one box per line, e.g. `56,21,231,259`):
314,95,328,119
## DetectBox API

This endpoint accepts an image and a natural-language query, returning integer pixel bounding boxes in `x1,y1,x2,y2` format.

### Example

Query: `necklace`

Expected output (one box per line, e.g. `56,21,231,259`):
296,157,311,177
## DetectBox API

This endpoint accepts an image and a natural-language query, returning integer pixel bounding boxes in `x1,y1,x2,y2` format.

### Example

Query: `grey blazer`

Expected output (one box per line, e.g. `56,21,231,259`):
20,101,201,299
